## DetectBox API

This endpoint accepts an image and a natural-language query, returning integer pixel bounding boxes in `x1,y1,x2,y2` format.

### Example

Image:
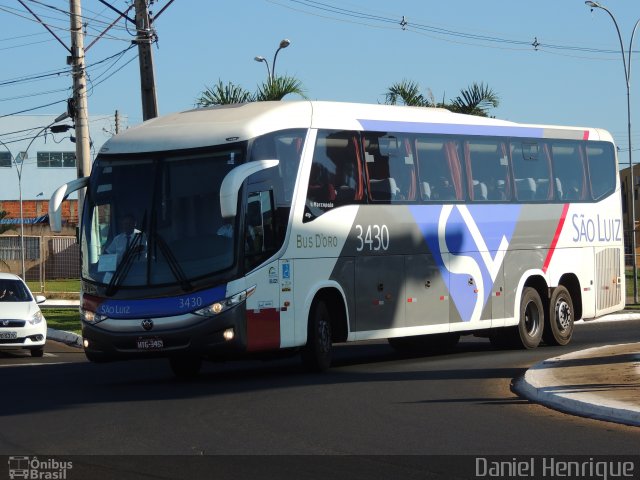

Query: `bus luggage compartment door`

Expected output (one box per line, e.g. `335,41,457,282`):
404,254,449,327
355,255,405,332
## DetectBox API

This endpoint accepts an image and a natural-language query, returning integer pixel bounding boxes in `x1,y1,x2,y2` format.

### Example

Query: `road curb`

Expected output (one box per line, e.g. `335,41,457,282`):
513,344,640,427
47,328,82,349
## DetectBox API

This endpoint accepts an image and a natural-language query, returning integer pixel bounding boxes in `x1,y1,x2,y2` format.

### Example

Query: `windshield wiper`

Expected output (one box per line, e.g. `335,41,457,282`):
152,231,193,292
105,232,144,297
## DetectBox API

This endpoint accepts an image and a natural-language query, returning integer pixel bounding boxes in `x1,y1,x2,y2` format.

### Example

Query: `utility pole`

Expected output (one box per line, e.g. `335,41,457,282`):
134,0,158,120
115,110,120,134
69,0,92,220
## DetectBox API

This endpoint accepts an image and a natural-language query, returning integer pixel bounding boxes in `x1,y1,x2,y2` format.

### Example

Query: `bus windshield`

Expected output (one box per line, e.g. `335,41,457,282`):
81,144,245,290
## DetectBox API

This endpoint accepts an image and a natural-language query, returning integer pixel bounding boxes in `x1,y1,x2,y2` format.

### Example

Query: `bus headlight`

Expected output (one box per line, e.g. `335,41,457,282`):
195,285,256,317
81,309,108,325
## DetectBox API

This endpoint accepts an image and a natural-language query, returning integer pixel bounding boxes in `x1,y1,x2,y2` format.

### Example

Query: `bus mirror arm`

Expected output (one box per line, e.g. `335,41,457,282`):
220,159,279,218
49,177,90,232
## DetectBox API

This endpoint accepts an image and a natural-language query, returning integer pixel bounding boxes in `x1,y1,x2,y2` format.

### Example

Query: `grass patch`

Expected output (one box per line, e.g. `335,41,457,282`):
27,279,80,294
42,308,82,335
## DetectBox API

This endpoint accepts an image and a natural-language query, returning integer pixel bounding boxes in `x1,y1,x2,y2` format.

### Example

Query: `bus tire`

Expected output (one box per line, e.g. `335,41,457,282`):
169,355,203,379
301,299,332,372
516,287,544,349
544,286,574,346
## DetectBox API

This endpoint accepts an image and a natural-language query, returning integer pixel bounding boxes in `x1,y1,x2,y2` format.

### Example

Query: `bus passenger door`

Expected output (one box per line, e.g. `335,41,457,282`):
405,254,449,327
355,255,405,334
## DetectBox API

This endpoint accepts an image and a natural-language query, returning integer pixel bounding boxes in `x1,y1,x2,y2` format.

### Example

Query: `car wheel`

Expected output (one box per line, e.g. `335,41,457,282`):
30,347,44,358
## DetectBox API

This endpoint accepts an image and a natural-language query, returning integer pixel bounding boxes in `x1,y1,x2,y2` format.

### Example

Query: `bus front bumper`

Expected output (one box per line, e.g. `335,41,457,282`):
81,306,248,362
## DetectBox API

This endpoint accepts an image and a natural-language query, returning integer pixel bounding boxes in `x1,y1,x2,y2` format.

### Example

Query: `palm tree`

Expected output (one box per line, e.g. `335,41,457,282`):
448,82,499,117
384,80,499,117
195,80,254,107
383,79,433,107
196,75,306,107
256,75,306,101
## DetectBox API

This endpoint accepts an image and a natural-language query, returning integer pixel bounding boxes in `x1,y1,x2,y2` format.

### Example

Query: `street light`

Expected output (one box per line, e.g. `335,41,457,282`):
254,38,291,83
585,1,640,303
13,112,71,280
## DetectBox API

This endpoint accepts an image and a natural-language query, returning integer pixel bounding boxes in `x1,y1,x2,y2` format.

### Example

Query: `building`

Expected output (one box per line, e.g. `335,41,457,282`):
0,113,126,226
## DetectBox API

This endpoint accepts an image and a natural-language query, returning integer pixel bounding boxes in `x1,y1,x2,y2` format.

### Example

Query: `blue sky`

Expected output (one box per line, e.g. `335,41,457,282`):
1,0,639,159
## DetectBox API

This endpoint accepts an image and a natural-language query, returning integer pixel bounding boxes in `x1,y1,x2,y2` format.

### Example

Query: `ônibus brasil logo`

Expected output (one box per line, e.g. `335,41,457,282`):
8,456,73,480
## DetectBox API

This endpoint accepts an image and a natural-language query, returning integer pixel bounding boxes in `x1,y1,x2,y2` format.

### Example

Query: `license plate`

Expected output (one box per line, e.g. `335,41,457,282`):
0,331,17,340
136,337,163,350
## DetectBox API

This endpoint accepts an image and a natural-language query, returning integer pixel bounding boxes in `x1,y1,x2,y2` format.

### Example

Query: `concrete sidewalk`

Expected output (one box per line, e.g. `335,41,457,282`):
514,342,640,427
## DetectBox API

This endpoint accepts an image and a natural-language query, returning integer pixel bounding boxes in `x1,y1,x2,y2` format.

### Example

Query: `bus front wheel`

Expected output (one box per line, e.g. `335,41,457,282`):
301,299,332,372
544,286,574,346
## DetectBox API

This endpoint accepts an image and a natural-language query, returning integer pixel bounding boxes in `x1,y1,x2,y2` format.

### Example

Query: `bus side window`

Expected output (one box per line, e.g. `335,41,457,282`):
465,139,510,202
415,137,464,202
586,143,616,200
304,130,360,222
551,142,588,201
245,190,275,271
511,141,552,201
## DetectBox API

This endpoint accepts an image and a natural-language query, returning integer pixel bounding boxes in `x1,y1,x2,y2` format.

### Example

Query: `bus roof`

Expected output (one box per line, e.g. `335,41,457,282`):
99,100,613,155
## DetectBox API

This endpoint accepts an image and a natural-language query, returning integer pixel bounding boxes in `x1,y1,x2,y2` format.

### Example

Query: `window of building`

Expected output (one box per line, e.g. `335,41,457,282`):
0,151,11,168
37,151,76,168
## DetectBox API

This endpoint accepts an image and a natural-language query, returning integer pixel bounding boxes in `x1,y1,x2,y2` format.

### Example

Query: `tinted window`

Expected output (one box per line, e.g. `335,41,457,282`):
304,130,362,222
415,136,464,201
551,142,588,201
511,141,552,201
465,139,510,202
587,143,616,200
363,132,417,203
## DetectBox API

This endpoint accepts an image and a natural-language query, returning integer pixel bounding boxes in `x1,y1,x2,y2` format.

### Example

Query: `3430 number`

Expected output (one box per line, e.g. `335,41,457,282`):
355,224,390,252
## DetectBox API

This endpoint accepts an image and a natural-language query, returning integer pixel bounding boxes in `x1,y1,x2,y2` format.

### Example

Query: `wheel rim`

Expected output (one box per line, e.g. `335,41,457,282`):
318,316,331,353
524,300,541,337
555,298,572,331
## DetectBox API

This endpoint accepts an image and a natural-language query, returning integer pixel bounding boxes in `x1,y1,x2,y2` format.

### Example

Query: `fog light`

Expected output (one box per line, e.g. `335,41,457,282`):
223,328,235,341
83,339,89,348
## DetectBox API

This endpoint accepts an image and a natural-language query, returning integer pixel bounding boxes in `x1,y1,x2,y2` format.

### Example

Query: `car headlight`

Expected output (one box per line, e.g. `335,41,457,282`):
81,309,108,325
28,310,44,325
194,285,256,317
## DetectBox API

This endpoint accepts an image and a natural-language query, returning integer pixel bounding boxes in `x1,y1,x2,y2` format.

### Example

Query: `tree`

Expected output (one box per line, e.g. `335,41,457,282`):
448,82,499,117
195,80,253,107
196,75,306,107
255,75,306,101
384,80,499,117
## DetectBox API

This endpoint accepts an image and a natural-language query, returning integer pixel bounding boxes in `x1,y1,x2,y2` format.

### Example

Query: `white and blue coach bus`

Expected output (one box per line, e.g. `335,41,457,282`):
49,101,624,377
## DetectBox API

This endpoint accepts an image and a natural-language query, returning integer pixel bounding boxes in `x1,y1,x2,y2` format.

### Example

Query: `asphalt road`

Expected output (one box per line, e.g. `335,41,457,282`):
1,319,639,459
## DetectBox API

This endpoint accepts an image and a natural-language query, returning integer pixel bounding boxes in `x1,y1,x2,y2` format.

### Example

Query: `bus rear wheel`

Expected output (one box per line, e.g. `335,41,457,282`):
543,286,574,346
301,299,332,372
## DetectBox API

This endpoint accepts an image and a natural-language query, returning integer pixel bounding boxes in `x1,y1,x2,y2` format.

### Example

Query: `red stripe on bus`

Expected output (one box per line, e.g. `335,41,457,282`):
583,130,589,140
246,308,280,352
542,203,570,274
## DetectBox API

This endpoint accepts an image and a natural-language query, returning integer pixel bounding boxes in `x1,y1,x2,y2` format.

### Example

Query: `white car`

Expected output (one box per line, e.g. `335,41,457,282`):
0,273,47,357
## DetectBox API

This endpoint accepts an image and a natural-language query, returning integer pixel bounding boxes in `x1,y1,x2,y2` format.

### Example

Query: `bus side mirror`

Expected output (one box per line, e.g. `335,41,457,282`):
220,160,279,218
49,177,89,233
